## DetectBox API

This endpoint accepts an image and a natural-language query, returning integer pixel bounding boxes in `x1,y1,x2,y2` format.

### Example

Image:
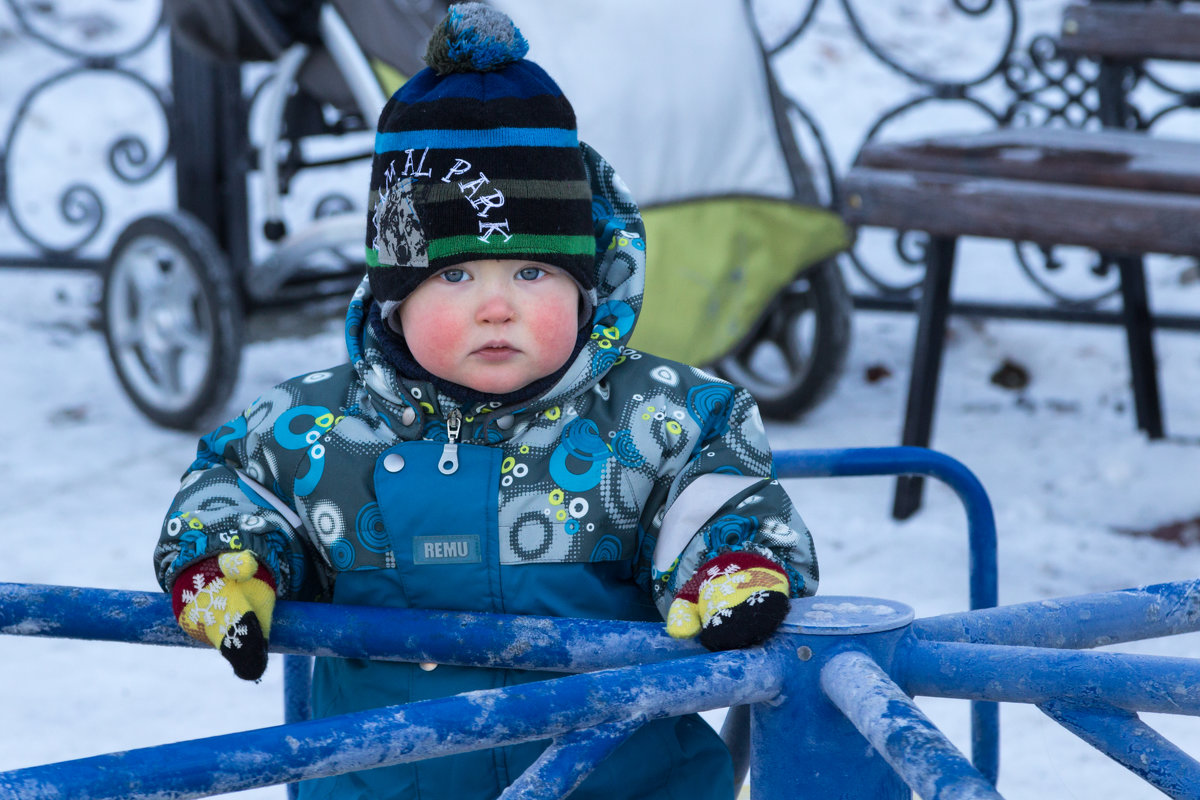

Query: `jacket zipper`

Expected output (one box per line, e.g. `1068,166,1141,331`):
438,407,461,475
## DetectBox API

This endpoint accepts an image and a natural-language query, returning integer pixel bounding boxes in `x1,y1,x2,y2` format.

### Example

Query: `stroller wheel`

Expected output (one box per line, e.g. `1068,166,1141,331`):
102,211,244,430
713,260,850,421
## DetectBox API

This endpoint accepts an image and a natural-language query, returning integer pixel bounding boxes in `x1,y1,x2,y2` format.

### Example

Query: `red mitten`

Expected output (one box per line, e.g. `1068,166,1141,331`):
171,552,277,681
666,551,791,651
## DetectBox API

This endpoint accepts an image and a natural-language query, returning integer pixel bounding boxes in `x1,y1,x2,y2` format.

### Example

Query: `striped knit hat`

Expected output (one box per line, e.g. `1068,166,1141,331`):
366,3,595,320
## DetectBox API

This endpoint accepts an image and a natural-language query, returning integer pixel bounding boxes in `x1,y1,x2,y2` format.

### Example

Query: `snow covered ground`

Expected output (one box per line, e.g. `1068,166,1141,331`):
1,1,1198,798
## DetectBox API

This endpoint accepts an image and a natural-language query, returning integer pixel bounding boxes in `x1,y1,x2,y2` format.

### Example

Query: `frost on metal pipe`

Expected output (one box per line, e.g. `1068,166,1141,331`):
7,583,1200,800
902,640,1200,715
912,580,1200,649
0,582,706,672
1039,700,1200,800
819,649,1003,800
0,649,782,800
498,719,641,800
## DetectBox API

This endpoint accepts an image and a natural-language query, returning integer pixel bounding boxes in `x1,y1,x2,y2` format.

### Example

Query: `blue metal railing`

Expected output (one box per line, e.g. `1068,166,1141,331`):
773,446,997,612
274,446,1001,789
1,446,1008,799
773,445,1000,781
2,582,1199,798
0,445,1005,799
280,446,1002,789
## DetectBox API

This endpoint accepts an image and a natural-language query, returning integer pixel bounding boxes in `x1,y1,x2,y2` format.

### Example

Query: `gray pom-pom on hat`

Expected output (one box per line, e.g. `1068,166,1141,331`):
424,2,529,75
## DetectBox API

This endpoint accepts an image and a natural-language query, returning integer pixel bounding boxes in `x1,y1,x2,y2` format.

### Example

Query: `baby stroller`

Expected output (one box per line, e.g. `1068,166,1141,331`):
102,0,851,429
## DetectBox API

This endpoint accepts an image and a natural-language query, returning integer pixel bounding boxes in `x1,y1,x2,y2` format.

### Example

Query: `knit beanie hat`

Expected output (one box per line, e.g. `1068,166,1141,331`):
365,3,595,322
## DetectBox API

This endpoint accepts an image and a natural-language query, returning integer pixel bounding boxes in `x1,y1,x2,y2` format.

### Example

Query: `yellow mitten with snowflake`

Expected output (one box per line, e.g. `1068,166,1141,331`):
171,551,277,681
667,551,791,651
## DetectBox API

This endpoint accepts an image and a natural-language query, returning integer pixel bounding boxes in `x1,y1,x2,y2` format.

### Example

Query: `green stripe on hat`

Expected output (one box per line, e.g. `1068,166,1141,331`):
430,233,594,260
420,178,592,204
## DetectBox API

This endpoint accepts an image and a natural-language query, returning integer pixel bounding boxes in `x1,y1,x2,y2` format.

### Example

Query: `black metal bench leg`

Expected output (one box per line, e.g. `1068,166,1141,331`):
1115,255,1164,439
893,235,958,520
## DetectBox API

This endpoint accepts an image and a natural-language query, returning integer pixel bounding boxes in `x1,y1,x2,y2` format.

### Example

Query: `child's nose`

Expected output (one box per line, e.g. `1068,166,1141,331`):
476,288,516,323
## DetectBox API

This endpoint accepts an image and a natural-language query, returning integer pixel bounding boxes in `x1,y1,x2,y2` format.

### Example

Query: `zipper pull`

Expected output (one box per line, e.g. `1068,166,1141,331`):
439,407,462,474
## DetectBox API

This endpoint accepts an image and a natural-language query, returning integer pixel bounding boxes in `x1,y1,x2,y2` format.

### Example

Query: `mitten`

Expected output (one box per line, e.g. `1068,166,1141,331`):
666,551,791,651
171,551,277,681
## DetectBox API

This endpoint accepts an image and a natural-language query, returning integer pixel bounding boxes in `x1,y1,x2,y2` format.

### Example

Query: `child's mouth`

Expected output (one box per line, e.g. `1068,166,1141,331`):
474,344,519,361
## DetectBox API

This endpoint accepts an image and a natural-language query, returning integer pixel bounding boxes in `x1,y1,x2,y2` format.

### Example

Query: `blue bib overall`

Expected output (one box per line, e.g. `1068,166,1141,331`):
296,440,733,800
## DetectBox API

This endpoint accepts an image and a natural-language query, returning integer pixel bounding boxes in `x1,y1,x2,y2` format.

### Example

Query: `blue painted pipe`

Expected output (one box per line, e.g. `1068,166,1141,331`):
7,581,1200,800
283,654,311,723
720,704,751,792
912,579,1200,648
0,649,783,800
498,720,640,800
0,582,704,672
0,583,194,647
0,579,707,798
819,649,1003,800
1040,700,1200,799
283,655,311,800
774,446,1000,783
902,640,1200,714
773,447,997,612
5,446,1003,794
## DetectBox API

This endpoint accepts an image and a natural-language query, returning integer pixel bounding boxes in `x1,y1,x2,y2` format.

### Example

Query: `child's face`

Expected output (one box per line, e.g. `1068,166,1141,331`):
398,259,581,395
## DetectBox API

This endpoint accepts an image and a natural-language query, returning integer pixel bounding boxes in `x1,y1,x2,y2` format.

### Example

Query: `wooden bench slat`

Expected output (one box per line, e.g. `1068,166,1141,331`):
842,167,1200,258
1059,2,1200,63
854,128,1200,195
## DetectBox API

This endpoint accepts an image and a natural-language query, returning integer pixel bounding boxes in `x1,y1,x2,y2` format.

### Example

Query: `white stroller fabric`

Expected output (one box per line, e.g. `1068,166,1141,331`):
489,1,795,206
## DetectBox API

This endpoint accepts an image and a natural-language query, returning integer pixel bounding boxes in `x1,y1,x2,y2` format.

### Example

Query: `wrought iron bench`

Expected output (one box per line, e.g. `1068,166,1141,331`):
842,1,1200,519
1059,1,1200,131
1059,1,1200,67
843,128,1200,519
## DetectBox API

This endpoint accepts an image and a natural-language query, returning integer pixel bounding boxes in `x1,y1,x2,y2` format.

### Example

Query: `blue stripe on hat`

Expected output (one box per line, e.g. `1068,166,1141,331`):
397,61,563,102
375,127,578,153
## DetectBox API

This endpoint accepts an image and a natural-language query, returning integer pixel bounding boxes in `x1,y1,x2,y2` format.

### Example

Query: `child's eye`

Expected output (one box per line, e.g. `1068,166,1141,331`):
517,266,547,281
439,269,468,283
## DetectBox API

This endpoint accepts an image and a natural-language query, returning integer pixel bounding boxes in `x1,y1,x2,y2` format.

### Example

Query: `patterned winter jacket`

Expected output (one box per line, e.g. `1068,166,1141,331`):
153,145,818,800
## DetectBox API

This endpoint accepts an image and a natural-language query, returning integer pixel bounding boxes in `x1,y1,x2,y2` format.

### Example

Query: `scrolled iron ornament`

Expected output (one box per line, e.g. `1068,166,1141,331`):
1142,99,1200,131
58,184,103,233
1013,243,1120,307
839,0,1018,89
954,0,999,13
1127,64,1200,133
749,0,823,57
771,0,1153,309
110,135,154,183
4,63,169,257
1,1,168,264
1004,34,1100,128
4,0,162,61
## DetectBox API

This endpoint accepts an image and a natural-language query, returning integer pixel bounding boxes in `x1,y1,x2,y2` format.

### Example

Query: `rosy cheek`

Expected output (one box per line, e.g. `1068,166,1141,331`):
403,303,465,374
529,305,579,365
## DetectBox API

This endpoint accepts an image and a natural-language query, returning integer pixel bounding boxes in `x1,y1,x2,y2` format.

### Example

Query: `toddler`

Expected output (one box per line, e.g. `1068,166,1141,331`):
154,5,818,799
